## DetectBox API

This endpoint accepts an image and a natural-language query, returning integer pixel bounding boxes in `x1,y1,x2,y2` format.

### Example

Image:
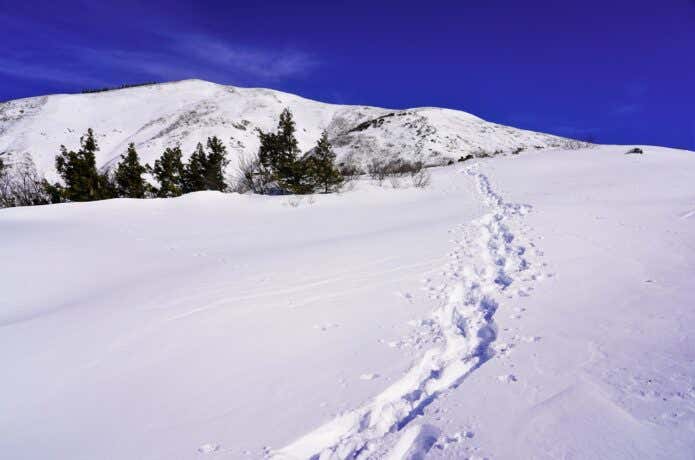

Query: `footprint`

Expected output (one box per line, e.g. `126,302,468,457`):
440,430,475,446
197,443,220,454
497,374,518,383
360,373,380,381
521,335,541,343
386,424,441,460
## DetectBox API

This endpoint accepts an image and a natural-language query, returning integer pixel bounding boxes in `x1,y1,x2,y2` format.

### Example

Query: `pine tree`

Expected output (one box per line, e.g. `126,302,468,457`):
183,143,208,193
276,109,300,175
55,128,103,201
203,136,229,191
256,129,279,191
257,108,309,194
182,138,229,193
306,132,343,193
151,146,184,197
42,180,64,204
114,143,148,198
97,170,119,200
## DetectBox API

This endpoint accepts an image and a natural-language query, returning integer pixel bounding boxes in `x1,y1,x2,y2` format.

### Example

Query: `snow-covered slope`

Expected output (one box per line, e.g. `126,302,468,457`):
0,79,569,179
1,144,693,459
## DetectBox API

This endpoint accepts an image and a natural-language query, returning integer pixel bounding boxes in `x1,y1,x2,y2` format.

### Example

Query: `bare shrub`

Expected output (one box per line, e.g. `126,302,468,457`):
389,175,401,189
285,196,301,207
391,159,422,176
338,158,363,191
283,195,315,207
367,157,430,188
368,158,388,184
231,154,272,194
338,160,363,181
561,140,592,150
0,153,49,208
0,156,11,208
410,168,432,188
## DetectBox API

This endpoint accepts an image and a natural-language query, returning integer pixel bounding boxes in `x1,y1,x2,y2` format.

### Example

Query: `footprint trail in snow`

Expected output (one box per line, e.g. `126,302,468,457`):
270,165,544,460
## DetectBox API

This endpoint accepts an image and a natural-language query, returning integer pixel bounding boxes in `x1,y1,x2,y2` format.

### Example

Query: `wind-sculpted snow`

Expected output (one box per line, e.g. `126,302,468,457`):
0,79,569,179
270,165,543,459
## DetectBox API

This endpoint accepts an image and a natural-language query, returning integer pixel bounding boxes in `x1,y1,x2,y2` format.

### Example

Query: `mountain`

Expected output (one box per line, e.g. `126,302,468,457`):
0,79,571,179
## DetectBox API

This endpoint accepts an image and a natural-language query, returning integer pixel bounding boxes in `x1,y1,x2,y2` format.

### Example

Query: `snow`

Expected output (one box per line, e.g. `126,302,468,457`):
0,79,569,181
1,144,694,459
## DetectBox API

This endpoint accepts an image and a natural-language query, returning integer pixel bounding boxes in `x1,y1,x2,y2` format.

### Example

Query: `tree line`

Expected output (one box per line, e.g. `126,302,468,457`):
0,108,345,208
80,82,159,94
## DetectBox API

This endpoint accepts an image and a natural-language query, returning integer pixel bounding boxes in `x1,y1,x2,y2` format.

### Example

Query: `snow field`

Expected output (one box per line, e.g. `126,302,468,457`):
1,144,693,459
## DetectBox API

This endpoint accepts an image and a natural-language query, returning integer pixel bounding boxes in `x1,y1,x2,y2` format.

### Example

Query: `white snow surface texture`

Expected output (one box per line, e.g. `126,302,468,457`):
1,141,694,459
0,79,569,179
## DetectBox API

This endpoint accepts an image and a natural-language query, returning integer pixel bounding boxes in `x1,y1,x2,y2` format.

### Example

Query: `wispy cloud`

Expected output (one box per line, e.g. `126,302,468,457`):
0,32,318,88
177,35,317,80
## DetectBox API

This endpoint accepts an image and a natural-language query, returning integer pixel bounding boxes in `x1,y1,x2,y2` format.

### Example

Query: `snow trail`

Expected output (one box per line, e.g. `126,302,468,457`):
270,165,541,459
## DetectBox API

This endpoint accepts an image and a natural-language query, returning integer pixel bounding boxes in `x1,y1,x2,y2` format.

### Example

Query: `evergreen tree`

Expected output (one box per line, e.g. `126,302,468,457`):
183,143,208,193
182,138,229,193
114,143,148,198
306,132,343,193
42,180,64,204
257,108,308,194
275,109,300,179
98,170,119,200
203,136,229,192
54,129,117,202
256,129,279,191
150,146,184,197
55,128,103,201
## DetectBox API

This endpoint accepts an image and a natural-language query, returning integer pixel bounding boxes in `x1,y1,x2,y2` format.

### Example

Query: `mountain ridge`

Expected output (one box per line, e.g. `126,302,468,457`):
0,79,571,180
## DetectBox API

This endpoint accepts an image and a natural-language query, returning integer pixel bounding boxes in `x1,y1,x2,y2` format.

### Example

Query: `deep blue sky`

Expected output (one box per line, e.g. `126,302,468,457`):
1,0,693,149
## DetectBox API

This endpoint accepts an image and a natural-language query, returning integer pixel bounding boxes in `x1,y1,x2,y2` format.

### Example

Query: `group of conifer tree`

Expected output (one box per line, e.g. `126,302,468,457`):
1,107,345,208
254,108,343,194
42,129,231,202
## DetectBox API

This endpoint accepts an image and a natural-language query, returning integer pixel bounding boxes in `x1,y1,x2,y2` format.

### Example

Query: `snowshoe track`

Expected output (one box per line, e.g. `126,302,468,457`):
270,165,541,460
